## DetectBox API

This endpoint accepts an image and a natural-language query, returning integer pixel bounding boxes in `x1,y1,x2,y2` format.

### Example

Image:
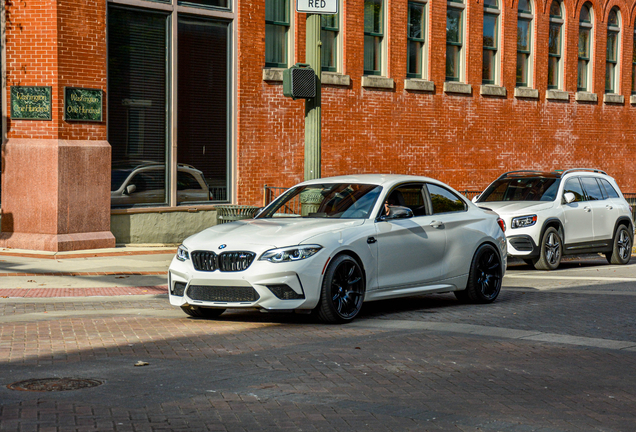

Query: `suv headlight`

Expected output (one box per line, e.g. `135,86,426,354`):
260,245,323,263
511,215,537,229
176,244,190,261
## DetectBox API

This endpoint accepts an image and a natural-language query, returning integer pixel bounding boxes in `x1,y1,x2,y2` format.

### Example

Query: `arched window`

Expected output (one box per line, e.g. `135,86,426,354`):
606,7,621,93
483,0,500,84
577,3,593,91
548,0,564,89
516,0,533,87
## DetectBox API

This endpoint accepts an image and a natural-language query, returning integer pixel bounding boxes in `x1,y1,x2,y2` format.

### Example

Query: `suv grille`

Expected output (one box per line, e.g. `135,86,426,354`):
191,251,256,272
187,285,260,302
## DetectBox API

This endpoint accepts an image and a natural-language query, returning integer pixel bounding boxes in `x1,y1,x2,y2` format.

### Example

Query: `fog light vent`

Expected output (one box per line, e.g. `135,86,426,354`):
172,282,186,296
267,284,305,300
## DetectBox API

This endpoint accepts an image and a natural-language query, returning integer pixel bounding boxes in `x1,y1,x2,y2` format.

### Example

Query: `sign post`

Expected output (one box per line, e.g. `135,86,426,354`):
296,1,337,182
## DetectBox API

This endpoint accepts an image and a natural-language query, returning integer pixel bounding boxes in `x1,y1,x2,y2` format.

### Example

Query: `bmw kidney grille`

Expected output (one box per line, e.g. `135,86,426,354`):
191,250,256,272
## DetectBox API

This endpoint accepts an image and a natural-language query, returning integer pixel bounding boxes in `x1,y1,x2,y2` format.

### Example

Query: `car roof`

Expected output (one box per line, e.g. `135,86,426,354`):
496,169,609,180
297,174,444,188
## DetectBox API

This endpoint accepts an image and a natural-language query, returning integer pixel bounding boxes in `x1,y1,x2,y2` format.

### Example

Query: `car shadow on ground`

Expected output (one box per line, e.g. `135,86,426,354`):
506,253,636,271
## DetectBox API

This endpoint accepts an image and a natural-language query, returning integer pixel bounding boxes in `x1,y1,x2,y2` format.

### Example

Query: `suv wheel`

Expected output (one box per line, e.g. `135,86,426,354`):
534,227,562,270
605,225,633,265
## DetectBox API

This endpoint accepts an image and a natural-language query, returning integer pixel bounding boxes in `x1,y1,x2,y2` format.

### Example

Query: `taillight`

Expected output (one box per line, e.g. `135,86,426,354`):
497,218,506,232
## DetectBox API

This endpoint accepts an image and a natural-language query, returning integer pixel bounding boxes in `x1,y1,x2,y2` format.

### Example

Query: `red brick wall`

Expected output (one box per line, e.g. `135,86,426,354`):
237,0,636,206
5,0,107,141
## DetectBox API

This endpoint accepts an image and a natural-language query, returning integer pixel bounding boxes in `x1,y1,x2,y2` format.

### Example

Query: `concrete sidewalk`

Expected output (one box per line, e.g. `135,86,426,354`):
0,246,175,297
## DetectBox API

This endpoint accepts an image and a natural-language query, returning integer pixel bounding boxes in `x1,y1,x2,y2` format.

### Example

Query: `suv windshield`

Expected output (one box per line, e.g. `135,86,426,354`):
258,183,383,219
478,177,561,202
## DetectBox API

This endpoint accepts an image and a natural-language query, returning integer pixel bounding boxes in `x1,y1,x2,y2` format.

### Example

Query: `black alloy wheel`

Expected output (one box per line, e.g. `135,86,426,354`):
534,227,562,270
455,243,502,303
317,254,365,324
606,225,633,265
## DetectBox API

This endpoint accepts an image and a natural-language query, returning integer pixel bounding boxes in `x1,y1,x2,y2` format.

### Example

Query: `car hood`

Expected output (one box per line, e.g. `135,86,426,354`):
183,218,365,250
477,201,554,215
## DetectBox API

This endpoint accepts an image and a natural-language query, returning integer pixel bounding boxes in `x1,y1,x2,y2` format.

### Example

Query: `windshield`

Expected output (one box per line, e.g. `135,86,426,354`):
258,183,383,219
478,177,561,202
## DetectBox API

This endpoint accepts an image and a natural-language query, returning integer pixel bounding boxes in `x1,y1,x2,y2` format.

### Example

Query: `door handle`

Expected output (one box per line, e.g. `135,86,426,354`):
367,237,377,244
583,206,591,212
606,205,613,210
430,220,444,228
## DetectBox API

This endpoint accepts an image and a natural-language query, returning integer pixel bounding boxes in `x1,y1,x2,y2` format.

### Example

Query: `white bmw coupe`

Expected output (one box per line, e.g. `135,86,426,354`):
168,174,507,323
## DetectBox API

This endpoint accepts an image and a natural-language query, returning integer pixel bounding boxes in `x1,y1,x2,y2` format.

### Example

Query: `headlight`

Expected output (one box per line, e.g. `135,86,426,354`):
511,215,537,229
260,245,323,263
176,244,190,261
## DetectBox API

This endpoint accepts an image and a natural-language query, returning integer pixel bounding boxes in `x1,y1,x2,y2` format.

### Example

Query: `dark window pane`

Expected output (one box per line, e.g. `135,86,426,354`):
446,44,460,80
606,62,616,92
446,8,461,44
548,56,559,87
600,179,620,198
484,0,498,7
483,49,495,82
550,0,561,17
108,7,168,207
265,23,287,66
428,184,466,213
407,40,424,77
266,0,289,23
579,28,590,58
578,59,588,90
364,35,382,74
517,19,530,51
549,23,561,55
608,8,618,26
564,178,585,202
517,52,529,85
364,0,383,34
483,14,497,48
408,2,425,40
581,177,604,201
579,4,590,22
178,0,228,8
177,17,229,203
518,0,531,13
321,14,337,29
321,28,337,70
607,31,618,61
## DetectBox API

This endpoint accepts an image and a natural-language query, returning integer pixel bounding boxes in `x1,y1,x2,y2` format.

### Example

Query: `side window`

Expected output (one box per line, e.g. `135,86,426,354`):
385,184,427,216
580,177,604,201
563,178,585,202
177,171,203,191
427,184,467,213
599,178,620,198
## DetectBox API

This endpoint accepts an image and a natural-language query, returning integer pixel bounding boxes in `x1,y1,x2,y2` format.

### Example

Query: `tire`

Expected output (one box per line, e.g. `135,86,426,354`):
523,259,536,267
316,254,365,324
534,227,562,270
181,305,226,319
605,225,633,265
455,243,502,304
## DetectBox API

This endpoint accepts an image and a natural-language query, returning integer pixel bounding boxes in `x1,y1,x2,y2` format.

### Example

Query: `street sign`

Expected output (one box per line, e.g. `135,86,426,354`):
296,0,338,14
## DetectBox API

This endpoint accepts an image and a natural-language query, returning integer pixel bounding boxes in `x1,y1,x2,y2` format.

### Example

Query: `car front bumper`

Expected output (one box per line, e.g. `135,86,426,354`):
168,254,328,311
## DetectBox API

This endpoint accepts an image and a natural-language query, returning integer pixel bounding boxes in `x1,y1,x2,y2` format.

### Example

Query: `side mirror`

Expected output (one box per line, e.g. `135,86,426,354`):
125,184,137,195
471,195,480,203
380,205,414,221
563,192,575,204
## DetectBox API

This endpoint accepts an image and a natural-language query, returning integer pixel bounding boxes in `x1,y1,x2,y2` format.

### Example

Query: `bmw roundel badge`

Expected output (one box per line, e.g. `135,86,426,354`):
218,244,227,250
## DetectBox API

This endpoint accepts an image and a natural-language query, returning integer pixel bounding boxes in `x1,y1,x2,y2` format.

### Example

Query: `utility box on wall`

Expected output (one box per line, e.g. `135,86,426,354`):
283,63,316,100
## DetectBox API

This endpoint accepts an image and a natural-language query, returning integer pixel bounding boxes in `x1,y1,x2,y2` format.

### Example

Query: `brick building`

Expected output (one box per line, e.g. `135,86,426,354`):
1,0,635,250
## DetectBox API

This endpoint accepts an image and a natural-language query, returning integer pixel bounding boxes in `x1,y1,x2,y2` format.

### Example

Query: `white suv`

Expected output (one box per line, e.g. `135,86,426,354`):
475,169,633,270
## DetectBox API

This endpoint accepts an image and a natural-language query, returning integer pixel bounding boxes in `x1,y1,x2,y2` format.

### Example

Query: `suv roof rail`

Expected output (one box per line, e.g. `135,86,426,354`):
558,168,607,177
497,170,545,179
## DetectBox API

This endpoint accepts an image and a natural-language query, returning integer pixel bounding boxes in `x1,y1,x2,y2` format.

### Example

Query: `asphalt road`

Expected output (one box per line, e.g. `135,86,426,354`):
1,255,635,431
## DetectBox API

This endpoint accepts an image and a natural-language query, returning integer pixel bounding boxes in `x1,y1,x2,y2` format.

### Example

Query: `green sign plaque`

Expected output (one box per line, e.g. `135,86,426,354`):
11,86,52,120
64,87,103,122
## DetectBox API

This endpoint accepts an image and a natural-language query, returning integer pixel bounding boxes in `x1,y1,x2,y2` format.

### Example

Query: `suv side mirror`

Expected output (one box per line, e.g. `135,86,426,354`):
379,206,414,221
563,192,575,204
471,195,480,203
